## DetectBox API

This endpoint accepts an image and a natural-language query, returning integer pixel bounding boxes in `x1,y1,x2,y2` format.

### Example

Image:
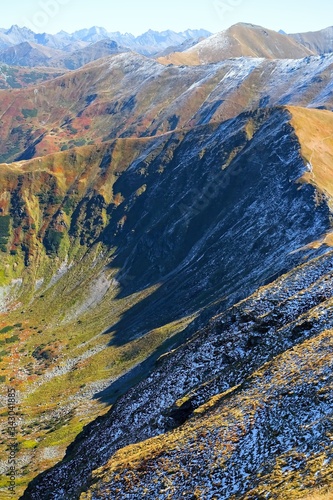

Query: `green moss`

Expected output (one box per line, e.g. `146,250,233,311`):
0,325,14,334
43,229,64,255
41,419,85,448
0,269,7,285
0,215,11,252
22,108,38,118
5,335,19,343
21,440,38,449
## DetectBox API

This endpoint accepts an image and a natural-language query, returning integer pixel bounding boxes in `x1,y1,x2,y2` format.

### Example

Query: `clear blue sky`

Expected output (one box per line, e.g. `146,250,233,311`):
3,0,333,35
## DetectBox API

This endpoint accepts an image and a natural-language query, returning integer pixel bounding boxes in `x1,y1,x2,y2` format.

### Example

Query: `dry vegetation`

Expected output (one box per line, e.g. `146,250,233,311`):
289,106,333,204
158,23,313,66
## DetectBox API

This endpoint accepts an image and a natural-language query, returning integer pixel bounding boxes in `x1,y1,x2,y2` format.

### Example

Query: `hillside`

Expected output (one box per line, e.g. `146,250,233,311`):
0,22,333,500
158,23,314,66
290,26,333,55
0,42,64,68
23,241,333,499
0,105,331,498
1,51,333,163
0,63,66,89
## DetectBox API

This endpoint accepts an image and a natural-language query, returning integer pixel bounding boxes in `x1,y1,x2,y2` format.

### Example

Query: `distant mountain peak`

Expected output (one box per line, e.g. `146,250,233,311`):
0,25,212,58
88,26,108,34
158,23,315,65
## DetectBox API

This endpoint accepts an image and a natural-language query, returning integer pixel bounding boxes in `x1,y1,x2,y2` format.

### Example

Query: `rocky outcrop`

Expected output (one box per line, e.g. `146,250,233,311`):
22,248,333,499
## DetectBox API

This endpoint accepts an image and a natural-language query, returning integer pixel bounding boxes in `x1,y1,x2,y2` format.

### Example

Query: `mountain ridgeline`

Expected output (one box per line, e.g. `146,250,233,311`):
1,51,333,164
0,26,211,68
0,23,333,71
0,20,333,500
1,22,333,71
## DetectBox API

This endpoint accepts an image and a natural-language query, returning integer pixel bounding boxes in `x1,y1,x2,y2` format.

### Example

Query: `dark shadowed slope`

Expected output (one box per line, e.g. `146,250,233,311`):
17,106,333,499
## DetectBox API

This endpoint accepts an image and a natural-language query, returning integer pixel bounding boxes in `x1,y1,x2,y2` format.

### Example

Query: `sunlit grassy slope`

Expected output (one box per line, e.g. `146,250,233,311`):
158,23,314,66
289,106,333,202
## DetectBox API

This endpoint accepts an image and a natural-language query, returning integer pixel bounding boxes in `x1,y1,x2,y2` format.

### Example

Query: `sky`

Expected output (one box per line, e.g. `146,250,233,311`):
1,0,332,35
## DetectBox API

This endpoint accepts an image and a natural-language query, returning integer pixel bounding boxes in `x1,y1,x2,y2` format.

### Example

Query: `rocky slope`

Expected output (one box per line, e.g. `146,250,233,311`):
0,32,332,498
0,105,332,497
1,51,333,163
22,247,333,499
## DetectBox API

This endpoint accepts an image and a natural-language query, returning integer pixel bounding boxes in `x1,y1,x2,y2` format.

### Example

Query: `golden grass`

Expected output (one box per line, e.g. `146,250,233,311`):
158,52,201,66
288,106,333,207
158,24,313,66
300,489,333,499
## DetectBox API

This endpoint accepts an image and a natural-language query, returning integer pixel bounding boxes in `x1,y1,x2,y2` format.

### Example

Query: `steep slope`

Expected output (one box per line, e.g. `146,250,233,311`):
290,26,333,55
23,247,333,499
0,25,35,48
1,52,333,163
81,305,333,500
0,106,332,497
158,23,314,66
289,106,333,205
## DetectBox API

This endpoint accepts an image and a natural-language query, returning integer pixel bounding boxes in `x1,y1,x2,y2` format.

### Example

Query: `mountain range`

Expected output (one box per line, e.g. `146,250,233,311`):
0,25,211,55
0,20,333,500
0,26,210,70
1,23,333,72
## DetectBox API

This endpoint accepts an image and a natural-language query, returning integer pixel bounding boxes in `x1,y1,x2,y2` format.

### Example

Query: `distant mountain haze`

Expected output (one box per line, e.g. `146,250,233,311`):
1,23,333,72
290,26,333,54
0,24,211,56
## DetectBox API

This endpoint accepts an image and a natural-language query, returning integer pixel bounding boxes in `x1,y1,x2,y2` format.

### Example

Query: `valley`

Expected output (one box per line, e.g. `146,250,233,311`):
0,20,333,500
